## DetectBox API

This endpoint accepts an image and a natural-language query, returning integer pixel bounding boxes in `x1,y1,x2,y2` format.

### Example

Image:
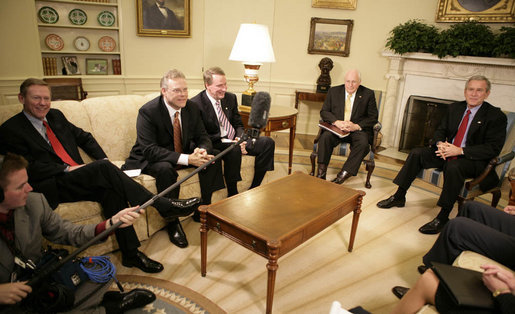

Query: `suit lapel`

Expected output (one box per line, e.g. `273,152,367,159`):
18,112,55,155
203,92,220,128
466,103,488,142
337,86,346,120
158,97,174,139
351,87,364,119
180,104,191,151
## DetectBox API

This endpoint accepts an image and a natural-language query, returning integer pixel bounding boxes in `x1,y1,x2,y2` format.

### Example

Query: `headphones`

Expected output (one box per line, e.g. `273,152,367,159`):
0,155,4,203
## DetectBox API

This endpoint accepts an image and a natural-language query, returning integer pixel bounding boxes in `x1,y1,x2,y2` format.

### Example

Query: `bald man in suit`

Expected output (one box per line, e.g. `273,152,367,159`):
316,69,378,185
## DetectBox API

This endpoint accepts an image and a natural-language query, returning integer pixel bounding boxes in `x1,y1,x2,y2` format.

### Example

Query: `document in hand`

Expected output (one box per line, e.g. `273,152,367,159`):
318,122,349,138
431,262,494,310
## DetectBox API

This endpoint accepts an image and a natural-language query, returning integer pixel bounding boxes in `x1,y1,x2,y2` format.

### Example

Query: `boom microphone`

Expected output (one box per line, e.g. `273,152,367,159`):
248,91,271,129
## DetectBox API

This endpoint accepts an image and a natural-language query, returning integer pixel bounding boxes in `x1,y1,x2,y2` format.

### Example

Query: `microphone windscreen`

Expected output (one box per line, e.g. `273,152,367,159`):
248,92,271,129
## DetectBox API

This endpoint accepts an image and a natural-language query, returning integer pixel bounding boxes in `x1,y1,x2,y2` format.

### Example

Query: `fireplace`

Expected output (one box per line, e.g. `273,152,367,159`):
398,95,456,153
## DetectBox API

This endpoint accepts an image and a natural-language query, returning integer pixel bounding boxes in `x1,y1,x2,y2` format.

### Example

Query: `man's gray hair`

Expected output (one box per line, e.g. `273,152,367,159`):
466,75,491,92
160,69,186,89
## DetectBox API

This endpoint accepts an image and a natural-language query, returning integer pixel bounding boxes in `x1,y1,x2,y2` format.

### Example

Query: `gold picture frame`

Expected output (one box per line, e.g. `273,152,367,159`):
312,0,357,10
436,0,514,22
308,18,354,57
137,0,191,37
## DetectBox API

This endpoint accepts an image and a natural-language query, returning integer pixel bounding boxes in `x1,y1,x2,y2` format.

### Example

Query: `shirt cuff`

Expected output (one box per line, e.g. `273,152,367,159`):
178,154,188,166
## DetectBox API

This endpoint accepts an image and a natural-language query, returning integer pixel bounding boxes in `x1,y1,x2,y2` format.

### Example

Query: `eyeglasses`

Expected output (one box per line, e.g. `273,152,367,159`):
168,88,188,95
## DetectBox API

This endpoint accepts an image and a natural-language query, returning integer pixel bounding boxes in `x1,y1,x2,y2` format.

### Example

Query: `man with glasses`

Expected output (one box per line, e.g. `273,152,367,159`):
124,69,225,248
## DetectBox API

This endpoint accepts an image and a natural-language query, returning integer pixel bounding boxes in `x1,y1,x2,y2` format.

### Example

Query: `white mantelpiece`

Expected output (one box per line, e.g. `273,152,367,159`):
381,51,515,149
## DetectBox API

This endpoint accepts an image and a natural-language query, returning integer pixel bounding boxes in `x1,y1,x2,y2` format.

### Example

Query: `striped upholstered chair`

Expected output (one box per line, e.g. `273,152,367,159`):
417,111,515,208
309,90,383,189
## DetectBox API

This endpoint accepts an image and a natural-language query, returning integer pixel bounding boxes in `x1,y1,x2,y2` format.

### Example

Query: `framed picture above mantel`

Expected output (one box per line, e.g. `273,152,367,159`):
137,0,191,37
308,18,354,57
436,0,515,22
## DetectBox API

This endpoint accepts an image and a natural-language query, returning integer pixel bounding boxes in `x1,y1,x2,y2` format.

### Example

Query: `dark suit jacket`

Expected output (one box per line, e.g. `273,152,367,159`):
143,4,182,30
0,109,107,205
433,101,507,191
320,84,378,143
124,95,212,170
190,91,244,143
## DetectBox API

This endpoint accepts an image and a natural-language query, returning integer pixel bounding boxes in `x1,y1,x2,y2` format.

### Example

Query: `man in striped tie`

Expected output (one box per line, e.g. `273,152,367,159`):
377,76,507,234
191,67,275,197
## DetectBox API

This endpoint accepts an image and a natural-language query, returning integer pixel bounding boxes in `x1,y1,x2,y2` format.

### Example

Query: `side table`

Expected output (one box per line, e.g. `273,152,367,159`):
239,105,298,174
295,90,327,109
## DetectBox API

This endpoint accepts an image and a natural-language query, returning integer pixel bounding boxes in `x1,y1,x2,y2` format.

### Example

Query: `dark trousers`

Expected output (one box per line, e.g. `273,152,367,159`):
393,146,487,217
54,160,162,254
317,130,369,176
144,158,225,204
213,136,275,184
423,201,515,269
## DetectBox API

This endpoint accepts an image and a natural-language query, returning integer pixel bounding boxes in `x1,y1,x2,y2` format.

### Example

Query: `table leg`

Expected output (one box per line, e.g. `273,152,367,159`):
200,206,208,277
266,241,280,314
288,125,295,174
348,194,364,252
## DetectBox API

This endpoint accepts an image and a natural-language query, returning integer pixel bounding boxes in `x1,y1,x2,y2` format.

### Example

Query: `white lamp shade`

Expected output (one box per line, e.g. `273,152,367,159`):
229,24,276,63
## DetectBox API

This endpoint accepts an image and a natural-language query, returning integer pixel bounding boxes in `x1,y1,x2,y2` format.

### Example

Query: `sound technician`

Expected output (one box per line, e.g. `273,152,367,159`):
0,153,155,312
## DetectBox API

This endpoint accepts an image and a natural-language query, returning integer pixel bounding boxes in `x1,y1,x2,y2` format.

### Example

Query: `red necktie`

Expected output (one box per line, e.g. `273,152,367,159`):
173,112,183,153
449,109,471,160
43,121,79,166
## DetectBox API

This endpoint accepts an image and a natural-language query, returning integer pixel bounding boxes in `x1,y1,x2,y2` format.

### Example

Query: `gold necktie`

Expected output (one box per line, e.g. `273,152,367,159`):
344,93,352,120
173,111,182,153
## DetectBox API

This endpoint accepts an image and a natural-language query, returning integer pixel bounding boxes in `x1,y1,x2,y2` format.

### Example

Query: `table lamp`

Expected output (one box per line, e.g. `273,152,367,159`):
229,23,275,108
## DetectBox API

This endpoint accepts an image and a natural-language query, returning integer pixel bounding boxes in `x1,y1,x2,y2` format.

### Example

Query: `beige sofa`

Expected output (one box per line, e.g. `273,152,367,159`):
0,92,257,256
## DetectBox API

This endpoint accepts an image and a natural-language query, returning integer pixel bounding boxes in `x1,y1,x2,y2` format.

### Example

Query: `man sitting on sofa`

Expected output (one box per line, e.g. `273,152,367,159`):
123,69,226,248
191,67,275,195
0,78,200,273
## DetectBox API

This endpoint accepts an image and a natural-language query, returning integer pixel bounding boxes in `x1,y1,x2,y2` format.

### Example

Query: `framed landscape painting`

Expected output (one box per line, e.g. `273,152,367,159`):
137,0,191,37
308,18,354,57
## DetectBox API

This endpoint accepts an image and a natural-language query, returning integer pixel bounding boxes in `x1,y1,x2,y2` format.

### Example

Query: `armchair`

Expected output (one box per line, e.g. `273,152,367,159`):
309,90,383,189
417,111,515,207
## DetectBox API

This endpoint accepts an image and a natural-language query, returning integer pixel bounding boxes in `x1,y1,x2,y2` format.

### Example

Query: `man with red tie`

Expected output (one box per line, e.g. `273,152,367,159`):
377,76,507,234
0,78,200,273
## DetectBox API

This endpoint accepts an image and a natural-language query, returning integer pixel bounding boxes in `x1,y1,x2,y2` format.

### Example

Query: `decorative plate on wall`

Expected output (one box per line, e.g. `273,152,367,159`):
74,36,90,51
97,11,115,27
45,34,64,51
69,8,87,25
98,36,116,52
38,6,59,24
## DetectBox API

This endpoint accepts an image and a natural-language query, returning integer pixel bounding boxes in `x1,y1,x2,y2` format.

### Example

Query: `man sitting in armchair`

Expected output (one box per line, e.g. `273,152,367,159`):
316,69,378,184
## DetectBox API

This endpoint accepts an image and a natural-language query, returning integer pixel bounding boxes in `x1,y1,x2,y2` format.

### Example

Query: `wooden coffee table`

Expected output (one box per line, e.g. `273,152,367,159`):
199,172,365,313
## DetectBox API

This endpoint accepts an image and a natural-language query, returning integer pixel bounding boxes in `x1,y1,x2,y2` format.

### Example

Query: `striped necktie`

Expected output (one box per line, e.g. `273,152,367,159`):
216,101,236,140
173,111,183,153
344,93,352,120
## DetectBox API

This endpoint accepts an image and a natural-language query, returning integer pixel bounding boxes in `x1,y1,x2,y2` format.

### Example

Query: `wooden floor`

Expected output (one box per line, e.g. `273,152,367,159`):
110,133,510,314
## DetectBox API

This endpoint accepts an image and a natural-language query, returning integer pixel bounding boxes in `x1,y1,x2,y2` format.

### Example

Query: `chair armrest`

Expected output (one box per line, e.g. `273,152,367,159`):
465,151,515,190
371,122,382,153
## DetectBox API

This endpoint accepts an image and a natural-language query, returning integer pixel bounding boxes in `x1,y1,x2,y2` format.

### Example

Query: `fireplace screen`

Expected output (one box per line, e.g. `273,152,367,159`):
399,95,456,153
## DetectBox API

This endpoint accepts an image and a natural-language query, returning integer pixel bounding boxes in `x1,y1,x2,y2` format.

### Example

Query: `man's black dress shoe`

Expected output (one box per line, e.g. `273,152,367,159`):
377,195,405,208
122,251,164,273
102,288,156,314
162,197,200,220
419,217,447,234
392,286,409,299
331,170,352,184
167,222,188,248
418,264,428,274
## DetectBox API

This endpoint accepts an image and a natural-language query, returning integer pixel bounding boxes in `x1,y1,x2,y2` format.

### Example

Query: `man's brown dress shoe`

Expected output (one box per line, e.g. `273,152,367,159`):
167,222,188,248
377,195,405,208
392,286,409,299
331,170,352,184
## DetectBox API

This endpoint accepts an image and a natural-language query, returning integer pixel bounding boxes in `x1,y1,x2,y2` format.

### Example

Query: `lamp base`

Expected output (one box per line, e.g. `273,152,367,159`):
241,93,255,107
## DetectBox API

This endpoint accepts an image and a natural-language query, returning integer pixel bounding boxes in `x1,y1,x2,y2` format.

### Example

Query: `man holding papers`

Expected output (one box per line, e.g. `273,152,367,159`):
316,69,378,184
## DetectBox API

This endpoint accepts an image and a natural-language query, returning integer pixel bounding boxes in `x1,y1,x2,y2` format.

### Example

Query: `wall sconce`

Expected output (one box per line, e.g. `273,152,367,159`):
229,23,275,108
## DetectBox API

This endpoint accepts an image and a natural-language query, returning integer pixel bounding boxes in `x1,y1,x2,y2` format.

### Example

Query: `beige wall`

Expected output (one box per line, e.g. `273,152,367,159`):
0,0,510,133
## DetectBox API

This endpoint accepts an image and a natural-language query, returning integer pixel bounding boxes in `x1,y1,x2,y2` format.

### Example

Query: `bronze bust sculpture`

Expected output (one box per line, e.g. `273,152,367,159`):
316,57,333,93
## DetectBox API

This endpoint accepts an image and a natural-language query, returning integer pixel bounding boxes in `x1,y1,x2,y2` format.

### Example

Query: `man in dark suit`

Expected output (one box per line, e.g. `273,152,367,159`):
316,69,378,184
0,78,199,273
143,0,183,30
123,69,225,248
191,67,275,195
377,75,507,234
